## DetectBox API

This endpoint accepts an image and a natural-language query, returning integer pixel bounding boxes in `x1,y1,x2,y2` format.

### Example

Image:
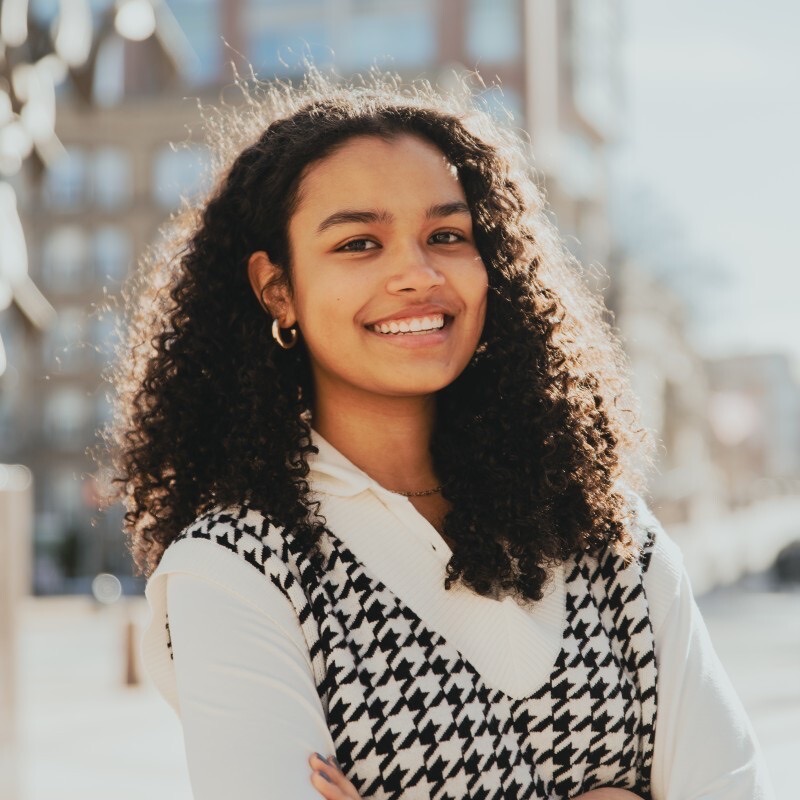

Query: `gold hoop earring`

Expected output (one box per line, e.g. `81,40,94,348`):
271,318,298,350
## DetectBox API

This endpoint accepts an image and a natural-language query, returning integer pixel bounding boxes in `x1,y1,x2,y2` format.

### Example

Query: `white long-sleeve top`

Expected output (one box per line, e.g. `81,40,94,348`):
141,432,774,799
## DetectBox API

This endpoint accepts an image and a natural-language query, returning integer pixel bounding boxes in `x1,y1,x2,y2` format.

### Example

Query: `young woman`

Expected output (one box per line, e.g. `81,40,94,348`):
109,75,773,799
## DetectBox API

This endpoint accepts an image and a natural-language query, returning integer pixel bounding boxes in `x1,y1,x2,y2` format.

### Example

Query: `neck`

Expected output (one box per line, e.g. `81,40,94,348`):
312,388,440,494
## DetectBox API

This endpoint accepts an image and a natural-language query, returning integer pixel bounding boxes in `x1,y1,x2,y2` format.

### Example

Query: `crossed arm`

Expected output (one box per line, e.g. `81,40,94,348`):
307,752,644,799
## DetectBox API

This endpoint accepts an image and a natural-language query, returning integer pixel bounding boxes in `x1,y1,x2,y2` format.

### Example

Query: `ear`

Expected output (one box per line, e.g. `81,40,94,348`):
247,251,297,327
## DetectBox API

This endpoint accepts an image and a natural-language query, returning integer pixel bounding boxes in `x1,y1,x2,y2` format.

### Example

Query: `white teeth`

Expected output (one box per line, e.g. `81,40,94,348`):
372,314,446,335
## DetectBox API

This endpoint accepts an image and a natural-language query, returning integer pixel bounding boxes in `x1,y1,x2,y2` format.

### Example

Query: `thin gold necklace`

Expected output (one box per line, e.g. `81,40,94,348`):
388,485,443,498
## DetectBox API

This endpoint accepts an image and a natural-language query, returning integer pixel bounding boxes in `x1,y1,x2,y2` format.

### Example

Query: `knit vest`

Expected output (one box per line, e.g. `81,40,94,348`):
166,504,658,799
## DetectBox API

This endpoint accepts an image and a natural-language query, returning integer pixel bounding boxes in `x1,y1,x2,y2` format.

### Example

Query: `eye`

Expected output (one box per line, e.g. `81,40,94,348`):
430,230,465,245
337,238,379,253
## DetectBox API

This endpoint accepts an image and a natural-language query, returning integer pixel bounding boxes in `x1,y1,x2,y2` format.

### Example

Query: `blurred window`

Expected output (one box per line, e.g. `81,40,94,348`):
90,312,119,366
245,1,331,75
43,387,90,448
167,0,221,85
571,0,617,137
91,147,132,209
41,225,90,291
95,390,113,427
43,307,88,373
346,3,434,69
467,0,520,64
0,319,23,452
43,147,87,210
476,85,522,123
152,144,211,209
92,36,125,107
92,226,131,284
32,0,116,23
30,0,59,23
42,467,84,516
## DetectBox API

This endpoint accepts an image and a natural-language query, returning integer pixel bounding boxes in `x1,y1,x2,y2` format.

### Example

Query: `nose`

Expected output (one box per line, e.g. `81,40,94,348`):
385,242,445,294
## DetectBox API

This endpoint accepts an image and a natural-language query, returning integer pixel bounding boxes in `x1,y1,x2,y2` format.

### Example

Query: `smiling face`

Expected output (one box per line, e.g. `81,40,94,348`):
250,134,489,410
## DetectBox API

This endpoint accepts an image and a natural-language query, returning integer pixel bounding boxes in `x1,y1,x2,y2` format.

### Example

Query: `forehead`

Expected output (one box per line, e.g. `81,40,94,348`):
292,134,465,217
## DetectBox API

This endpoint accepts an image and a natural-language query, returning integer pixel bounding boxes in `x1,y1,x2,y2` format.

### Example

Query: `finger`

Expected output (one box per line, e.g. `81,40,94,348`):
310,768,348,799
309,753,360,798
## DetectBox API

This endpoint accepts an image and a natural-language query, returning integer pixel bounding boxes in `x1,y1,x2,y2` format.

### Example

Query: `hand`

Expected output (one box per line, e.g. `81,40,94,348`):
571,790,644,799
309,752,363,799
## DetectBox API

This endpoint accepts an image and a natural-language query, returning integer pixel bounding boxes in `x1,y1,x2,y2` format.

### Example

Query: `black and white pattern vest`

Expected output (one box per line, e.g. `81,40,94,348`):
168,504,658,799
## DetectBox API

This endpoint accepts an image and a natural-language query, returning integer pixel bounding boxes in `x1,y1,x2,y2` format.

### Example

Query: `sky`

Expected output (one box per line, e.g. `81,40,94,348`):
612,0,800,367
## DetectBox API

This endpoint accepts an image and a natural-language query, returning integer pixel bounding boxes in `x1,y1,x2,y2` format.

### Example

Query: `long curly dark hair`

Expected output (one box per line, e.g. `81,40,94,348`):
106,71,651,602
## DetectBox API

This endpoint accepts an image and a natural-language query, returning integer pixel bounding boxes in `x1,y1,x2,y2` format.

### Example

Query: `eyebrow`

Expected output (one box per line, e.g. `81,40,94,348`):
315,201,471,234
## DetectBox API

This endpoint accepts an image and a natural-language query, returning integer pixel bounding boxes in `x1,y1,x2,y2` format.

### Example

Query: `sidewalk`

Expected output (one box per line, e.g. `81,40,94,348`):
16,596,192,800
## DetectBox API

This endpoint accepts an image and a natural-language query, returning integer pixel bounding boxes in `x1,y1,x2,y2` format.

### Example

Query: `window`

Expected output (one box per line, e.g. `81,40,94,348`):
93,36,125,107
474,86,522,123
152,144,211,209
30,0,60,24
43,147,87,209
90,311,119,365
43,307,88,373
466,0,520,65
41,225,89,291
345,5,435,70
0,318,23,452
92,226,131,284
571,0,617,137
167,0,221,85
248,20,331,75
51,468,84,515
43,387,90,447
91,147,132,209
32,0,116,25
95,390,114,427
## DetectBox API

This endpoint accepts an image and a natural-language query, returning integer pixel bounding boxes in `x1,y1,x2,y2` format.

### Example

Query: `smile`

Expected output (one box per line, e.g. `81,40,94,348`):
370,314,446,335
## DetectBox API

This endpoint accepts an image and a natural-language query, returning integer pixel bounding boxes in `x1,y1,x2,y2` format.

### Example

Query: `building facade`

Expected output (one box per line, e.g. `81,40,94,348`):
11,0,625,592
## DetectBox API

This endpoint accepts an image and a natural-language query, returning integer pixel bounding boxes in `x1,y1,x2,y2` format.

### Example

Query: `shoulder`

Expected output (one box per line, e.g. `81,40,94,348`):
173,503,271,550
147,504,279,592
156,502,292,581
141,504,313,713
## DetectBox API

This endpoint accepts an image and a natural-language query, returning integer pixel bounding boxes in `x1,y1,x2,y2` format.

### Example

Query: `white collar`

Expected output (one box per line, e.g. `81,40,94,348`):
307,429,382,498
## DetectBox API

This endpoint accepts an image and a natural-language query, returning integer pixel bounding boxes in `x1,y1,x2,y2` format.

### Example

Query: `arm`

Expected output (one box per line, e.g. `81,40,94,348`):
646,528,776,800
166,572,336,800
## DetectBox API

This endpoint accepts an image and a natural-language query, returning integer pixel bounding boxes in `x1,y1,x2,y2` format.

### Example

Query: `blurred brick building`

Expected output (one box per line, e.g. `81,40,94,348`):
2,0,628,593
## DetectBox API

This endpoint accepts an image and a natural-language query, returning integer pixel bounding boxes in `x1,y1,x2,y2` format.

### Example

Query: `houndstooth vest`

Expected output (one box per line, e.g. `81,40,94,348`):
167,504,658,799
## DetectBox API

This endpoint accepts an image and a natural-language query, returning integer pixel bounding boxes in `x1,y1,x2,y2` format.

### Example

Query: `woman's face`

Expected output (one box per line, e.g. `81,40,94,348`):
258,134,488,405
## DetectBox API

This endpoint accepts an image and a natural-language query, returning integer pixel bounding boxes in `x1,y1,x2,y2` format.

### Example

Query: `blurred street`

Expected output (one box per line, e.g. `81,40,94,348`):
16,598,193,800
14,571,800,799
696,576,800,798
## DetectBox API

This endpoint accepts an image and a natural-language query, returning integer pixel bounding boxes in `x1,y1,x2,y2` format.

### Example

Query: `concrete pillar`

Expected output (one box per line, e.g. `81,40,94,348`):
0,465,33,800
